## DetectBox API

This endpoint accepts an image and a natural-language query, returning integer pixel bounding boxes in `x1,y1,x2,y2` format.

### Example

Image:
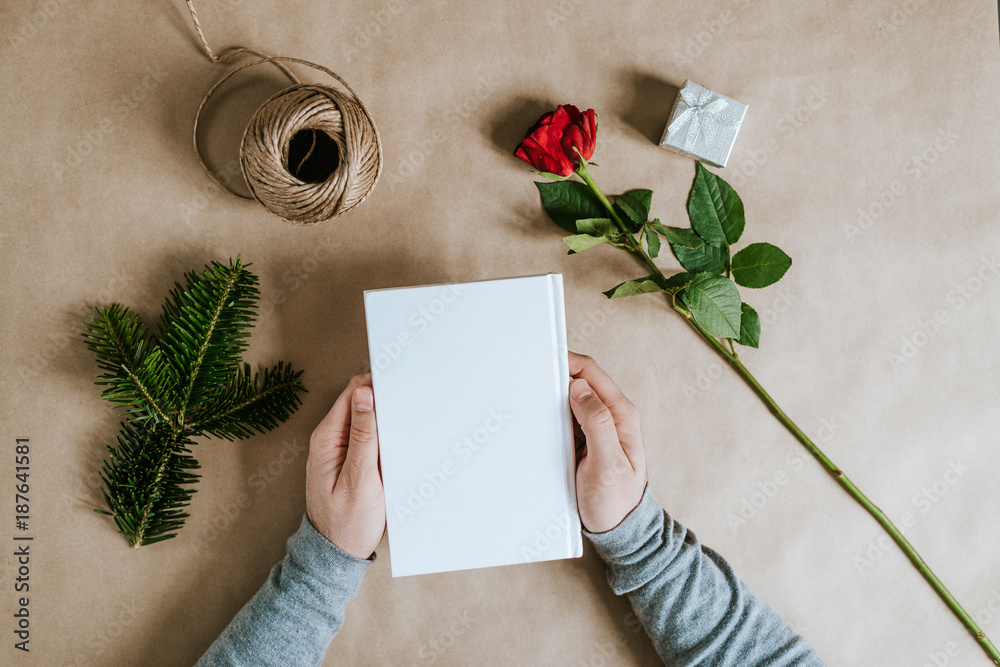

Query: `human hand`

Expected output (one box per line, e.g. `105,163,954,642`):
305,373,386,559
568,353,647,533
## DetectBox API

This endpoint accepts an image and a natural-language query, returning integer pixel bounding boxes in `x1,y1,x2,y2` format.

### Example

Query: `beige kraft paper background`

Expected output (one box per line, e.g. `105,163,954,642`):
2,1,999,665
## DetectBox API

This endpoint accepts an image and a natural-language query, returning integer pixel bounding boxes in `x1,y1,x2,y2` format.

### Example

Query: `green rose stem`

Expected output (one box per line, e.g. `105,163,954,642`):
574,161,1000,664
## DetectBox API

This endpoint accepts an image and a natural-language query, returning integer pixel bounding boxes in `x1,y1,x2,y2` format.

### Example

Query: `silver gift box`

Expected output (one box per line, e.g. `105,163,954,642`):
659,81,748,168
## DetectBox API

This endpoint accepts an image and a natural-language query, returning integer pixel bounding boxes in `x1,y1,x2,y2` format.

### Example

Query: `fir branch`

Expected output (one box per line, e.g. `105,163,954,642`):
176,262,240,421
156,258,262,420
97,421,200,548
83,303,149,375
83,304,149,394
86,258,306,548
189,362,306,440
120,360,174,423
84,305,175,422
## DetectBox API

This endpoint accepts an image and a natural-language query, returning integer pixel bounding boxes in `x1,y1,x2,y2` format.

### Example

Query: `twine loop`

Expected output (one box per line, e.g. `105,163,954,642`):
188,1,381,226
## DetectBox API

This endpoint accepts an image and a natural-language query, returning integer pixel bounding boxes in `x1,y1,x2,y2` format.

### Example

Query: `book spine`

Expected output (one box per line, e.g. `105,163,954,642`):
547,274,583,557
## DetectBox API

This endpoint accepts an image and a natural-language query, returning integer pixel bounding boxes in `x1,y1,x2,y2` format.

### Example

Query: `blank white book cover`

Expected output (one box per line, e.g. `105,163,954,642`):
363,274,583,577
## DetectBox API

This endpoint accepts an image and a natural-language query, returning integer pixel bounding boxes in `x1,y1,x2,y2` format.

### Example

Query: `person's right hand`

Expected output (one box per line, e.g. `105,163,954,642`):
305,374,386,560
568,352,647,533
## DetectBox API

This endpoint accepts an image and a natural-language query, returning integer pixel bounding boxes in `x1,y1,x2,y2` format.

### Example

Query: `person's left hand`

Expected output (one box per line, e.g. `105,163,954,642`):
305,373,386,560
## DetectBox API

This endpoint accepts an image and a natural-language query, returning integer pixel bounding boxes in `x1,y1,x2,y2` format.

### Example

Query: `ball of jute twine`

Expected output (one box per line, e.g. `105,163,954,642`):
187,1,382,226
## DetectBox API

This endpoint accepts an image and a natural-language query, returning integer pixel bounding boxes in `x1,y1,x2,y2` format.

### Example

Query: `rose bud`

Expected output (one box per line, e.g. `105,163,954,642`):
514,105,598,177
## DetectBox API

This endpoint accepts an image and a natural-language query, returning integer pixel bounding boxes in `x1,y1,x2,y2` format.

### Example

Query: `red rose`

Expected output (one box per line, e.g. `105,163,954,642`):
514,105,598,177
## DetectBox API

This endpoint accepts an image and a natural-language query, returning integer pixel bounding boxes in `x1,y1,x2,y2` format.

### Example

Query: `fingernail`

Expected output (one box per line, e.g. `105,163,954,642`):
570,378,592,401
353,388,374,411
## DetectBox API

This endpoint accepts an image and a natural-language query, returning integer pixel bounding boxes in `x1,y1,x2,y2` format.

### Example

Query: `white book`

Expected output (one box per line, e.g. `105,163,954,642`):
363,274,583,577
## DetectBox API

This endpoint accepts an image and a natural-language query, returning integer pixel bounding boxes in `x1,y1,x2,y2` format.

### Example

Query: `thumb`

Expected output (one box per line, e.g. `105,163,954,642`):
569,378,622,469
340,387,380,487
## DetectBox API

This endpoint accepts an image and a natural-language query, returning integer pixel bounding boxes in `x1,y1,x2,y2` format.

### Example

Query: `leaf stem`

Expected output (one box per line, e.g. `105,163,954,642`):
576,163,661,276
682,315,999,663
574,164,1000,665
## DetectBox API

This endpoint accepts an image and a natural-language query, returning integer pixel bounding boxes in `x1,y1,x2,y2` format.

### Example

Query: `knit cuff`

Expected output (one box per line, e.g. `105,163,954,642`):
284,514,374,595
582,484,664,564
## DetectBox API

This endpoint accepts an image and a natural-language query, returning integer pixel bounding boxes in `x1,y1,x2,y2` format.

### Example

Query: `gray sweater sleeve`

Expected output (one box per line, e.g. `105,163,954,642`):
198,489,823,666
585,485,826,666
196,515,372,667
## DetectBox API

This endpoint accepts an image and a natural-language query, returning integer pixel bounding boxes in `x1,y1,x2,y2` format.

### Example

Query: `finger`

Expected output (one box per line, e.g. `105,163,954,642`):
568,352,630,412
310,373,372,459
567,352,642,447
339,386,381,487
317,373,373,433
569,377,627,470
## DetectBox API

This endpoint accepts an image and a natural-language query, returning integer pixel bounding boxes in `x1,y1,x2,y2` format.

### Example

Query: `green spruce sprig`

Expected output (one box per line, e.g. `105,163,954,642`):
531,161,1000,665
83,258,306,548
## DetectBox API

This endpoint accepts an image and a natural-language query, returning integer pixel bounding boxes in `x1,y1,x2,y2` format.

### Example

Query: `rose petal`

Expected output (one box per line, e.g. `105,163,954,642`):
515,143,573,176
560,105,583,123
561,125,586,163
579,109,597,160
515,106,576,175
